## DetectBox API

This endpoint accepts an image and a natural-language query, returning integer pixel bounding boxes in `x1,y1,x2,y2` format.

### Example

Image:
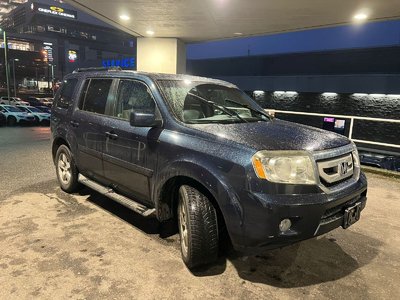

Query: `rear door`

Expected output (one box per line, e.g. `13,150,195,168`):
70,78,115,182
102,78,160,204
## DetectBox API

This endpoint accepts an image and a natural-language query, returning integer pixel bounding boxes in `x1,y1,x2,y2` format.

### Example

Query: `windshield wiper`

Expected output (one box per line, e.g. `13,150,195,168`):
187,92,248,123
224,98,271,121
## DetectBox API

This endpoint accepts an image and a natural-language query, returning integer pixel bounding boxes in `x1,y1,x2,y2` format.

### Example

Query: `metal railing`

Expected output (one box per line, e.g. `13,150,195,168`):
266,109,400,149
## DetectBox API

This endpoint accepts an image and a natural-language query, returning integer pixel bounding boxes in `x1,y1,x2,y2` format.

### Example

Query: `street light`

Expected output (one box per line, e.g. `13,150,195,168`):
0,27,11,104
12,58,19,98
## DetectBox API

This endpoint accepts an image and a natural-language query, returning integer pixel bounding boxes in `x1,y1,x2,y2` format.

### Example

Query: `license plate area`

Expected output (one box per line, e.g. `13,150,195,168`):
342,202,361,229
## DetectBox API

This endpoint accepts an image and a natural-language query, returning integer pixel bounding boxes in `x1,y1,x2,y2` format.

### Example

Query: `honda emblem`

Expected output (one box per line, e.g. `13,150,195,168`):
339,162,348,176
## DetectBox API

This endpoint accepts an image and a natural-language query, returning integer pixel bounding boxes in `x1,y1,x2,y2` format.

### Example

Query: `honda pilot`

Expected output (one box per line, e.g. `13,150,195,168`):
51,68,367,269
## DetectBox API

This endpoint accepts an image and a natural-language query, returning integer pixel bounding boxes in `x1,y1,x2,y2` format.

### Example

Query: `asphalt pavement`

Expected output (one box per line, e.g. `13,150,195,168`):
0,127,400,299
0,127,54,198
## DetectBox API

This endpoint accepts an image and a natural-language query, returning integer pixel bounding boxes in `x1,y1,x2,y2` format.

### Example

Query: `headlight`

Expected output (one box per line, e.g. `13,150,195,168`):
252,151,316,184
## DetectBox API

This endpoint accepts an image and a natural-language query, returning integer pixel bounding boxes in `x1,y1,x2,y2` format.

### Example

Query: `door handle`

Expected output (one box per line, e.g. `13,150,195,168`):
70,120,79,127
105,131,118,140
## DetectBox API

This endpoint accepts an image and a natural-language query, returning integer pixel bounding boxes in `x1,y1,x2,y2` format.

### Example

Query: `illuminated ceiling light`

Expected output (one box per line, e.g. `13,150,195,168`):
146,30,155,36
119,15,130,21
369,94,386,98
322,92,338,96
353,13,368,21
253,90,265,97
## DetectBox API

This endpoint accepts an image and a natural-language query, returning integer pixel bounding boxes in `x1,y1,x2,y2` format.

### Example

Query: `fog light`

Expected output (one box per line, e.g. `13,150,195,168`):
279,219,292,232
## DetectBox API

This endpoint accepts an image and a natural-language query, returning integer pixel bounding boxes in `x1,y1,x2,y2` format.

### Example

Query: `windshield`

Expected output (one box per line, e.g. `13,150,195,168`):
5,106,23,112
28,107,43,113
157,80,269,124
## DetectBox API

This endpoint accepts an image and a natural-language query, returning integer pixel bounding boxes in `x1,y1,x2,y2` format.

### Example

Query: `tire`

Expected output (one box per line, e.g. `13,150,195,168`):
7,116,16,126
55,145,80,193
178,185,219,269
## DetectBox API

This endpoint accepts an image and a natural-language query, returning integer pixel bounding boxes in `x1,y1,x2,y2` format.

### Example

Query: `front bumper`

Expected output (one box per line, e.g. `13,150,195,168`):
231,172,368,255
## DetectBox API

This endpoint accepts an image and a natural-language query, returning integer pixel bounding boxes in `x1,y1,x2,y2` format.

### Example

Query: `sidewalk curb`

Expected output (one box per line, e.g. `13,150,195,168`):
362,166,400,180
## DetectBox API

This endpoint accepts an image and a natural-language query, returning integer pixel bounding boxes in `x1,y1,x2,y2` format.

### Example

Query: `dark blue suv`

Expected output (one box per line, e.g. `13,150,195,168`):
51,68,367,269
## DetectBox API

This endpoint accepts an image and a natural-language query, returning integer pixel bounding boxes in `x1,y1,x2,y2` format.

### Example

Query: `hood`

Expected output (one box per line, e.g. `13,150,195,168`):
190,119,350,152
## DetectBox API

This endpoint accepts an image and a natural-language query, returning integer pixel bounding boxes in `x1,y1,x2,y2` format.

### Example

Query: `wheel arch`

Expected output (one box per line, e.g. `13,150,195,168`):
52,137,71,163
155,162,244,244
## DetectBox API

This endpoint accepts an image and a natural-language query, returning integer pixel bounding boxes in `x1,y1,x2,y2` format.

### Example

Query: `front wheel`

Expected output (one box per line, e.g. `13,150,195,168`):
55,145,80,193
178,185,219,269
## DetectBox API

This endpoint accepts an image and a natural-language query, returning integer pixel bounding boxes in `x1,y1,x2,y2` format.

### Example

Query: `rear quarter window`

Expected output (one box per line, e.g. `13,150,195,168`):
54,78,78,109
79,79,113,115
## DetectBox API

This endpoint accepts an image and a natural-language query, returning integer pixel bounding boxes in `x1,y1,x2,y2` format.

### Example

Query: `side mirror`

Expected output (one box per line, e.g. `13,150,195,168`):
130,111,162,128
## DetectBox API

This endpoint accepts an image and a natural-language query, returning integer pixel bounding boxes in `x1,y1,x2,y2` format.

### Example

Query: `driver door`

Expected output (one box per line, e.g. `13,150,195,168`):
102,79,160,204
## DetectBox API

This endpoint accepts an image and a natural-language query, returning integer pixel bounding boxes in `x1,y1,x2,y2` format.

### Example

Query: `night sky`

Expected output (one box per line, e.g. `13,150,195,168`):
187,20,400,60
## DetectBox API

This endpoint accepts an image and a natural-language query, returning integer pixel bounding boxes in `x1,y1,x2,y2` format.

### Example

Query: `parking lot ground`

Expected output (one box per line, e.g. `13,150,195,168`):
0,172,399,299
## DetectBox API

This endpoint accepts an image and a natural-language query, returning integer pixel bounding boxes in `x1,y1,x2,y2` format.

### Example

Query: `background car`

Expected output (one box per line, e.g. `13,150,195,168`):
17,105,51,125
36,106,52,114
0,97,29,106
38,97,53,107
0,111,6,126
0,104,36,126
360,152,400,172
26,96,44,107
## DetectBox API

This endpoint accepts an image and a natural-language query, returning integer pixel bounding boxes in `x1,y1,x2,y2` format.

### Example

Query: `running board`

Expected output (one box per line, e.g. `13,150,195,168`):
78,175,156,217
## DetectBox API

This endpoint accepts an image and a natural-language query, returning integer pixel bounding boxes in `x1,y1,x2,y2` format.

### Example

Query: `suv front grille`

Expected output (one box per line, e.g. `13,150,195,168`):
317,153,354,187
312,144,359,192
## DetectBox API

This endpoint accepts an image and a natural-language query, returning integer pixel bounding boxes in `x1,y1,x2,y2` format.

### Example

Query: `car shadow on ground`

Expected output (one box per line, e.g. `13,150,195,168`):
78,186,230,275
78,187,160,235
225,231,382,288
70,187,383,286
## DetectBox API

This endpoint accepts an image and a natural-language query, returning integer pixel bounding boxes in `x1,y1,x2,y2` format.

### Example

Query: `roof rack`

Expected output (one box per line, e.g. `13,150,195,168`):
73,66,122,73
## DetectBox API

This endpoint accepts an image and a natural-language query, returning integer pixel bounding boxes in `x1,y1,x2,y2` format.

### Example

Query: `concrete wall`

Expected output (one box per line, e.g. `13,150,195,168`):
187,46,400,93
214,74,400,94
256,92,400,154
137,38,186,74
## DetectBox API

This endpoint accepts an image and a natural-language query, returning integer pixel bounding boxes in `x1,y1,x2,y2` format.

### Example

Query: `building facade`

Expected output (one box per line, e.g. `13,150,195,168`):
0,0,136,90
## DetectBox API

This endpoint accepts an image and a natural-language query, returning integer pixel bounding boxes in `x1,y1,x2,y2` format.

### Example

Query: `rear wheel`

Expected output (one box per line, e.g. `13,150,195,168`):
178,185,219,269
55,145,80,193
7,116,16,126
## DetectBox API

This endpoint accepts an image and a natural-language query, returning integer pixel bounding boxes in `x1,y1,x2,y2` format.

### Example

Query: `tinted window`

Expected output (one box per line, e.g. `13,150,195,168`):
55,79,78,109
81,79,113,115
18,107,28,112
115,80,155,120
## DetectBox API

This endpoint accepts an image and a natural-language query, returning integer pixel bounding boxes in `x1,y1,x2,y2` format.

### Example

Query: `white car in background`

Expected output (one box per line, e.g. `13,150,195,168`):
0,104,36,126
17,105,51,125
38,97,53,107
0,97,29,106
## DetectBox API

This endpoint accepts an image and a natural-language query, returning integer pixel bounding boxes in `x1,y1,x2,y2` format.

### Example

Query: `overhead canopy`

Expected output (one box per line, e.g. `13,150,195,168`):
65,0,400,42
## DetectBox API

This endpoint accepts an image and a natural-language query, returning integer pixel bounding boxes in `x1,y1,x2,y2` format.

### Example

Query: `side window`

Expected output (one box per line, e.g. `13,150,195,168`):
55,78,78,109
115,80,155,120
80,79,113,115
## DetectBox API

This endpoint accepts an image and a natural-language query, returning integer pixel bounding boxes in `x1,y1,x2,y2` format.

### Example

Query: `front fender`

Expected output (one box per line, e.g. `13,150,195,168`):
154,160,246,247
